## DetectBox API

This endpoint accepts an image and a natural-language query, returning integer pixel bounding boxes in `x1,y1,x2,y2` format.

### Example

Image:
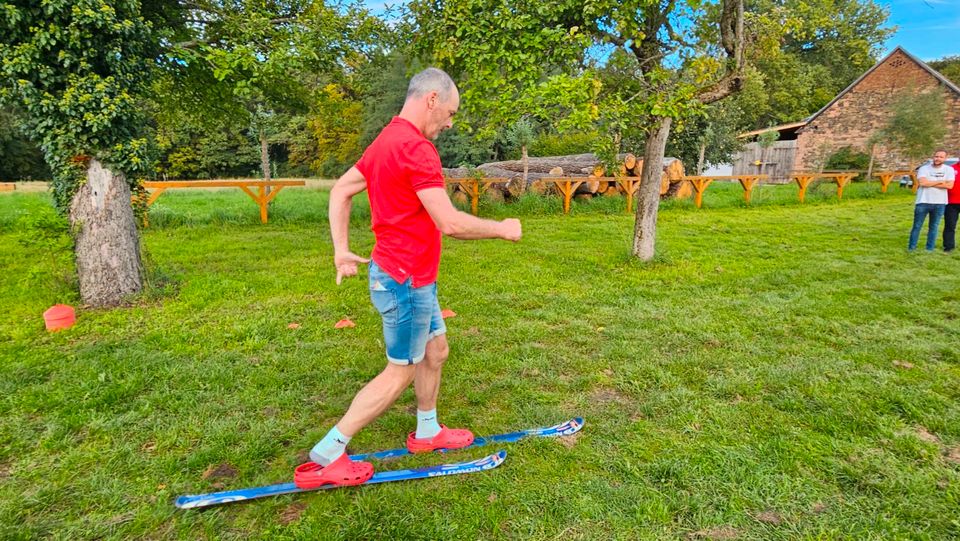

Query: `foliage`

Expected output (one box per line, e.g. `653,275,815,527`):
405,0,596,140
0,107,49,180
529,130,599,157
668,102,746,173
825,146,870,172
743,0,893,128
153,118,261,180
0,0,157,211
303,84,365,177
435,126,496,167
879,88,948,166
927,55,960,87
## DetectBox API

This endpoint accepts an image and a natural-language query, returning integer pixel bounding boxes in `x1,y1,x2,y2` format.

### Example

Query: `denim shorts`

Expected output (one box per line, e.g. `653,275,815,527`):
369,261,446,365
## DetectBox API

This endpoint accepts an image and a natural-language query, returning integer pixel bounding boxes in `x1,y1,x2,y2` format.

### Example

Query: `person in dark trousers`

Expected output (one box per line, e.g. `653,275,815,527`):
942,156,960,252
908,150,954,252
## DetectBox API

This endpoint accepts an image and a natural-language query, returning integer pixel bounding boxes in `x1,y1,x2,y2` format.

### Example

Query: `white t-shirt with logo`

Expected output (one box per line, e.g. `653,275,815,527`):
915,164,955,205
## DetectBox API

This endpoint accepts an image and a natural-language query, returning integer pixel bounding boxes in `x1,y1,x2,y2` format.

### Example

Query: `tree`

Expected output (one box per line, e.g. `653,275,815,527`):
503,118,537,193
157,1,389,183
741,0,892,128
927,56,960,87
876,88,948,169
1,0,155,306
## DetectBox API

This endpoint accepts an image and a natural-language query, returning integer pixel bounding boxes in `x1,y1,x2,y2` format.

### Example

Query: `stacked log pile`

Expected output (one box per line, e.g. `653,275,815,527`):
444,152,691,202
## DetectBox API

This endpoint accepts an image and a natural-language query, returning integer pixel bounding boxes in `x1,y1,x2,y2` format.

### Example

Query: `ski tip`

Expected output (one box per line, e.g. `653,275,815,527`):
175,496,199,509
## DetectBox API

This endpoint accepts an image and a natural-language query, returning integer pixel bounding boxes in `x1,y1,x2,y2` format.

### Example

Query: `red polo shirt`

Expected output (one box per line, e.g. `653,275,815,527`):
355,117,445,287
950,163,960,204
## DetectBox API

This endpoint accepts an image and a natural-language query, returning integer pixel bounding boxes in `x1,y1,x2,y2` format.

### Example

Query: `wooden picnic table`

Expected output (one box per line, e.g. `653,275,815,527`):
540,177,587,214
789,171,859,203
872,170,916,193
141,180,306,224
444,177,509,215
0,182,15,192
681,175,768,208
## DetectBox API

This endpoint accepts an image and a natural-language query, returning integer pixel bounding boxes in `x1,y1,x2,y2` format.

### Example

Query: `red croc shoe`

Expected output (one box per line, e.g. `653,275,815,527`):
406,425,475,453
293,453,374,489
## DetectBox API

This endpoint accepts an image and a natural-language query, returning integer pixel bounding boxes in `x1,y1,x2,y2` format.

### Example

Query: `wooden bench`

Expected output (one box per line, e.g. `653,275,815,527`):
681,175,769,208
141,180,306,224
0,182,15,192
789,171,860,203
445,177,509,215
872,170,915,193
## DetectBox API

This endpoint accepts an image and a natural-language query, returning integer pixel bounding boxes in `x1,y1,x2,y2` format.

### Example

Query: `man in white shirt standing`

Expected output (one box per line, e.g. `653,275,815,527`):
909,150,955,251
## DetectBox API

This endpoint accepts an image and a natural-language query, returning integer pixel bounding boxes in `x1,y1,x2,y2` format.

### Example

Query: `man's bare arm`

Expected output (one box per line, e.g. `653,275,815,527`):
417,187,521,241
329,167,370,284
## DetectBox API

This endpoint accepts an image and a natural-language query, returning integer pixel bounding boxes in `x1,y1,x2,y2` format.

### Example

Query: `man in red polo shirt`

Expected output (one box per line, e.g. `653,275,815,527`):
294,68,523,488
944,156,960,252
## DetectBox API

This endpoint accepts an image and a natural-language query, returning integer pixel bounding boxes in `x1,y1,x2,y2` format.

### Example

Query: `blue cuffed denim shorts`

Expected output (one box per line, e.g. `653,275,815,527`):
369,261,446,365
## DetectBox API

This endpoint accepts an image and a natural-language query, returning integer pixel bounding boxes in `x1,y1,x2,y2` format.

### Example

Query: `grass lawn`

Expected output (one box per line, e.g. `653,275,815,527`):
1,181,958,539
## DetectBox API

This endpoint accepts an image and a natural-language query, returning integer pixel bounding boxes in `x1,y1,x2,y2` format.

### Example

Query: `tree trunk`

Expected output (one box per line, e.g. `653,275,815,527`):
866,143,876,182
632,117,673,261
260,130,271,182
697,141,706,175
69,159,143,307
519,144,528,195
259,129,272,198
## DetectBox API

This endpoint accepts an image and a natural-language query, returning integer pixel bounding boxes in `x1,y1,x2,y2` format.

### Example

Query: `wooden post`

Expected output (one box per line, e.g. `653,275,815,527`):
617,178,641,214
793,174,815,203
834,174,855,200
686,177,714,208
875,173,894,193
737,176,759,205
550,178,584,214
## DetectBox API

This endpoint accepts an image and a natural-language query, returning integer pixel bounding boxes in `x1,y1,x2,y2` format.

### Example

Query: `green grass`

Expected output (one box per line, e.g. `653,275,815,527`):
1,182,958,540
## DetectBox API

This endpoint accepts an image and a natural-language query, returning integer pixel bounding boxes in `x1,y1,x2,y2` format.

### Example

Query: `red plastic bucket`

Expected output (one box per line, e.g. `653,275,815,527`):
43,304,76,331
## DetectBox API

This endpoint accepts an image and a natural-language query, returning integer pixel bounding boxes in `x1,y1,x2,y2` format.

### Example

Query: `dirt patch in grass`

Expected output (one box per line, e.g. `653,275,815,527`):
688,526,740,540
279,502,308,525
202,463,239,481
913,426,941,445
590,386,628,405
811,501,828,514
753,510,783,525
557,432,581,449
945,446,960,465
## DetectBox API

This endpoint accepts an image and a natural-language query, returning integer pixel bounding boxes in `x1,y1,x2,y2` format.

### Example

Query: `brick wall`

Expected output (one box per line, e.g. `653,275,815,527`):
795,49,960,170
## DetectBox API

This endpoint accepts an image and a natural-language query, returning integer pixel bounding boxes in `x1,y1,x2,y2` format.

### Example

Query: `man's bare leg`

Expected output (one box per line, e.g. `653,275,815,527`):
310,362,414,465
414,335,449,412
338,362,417,435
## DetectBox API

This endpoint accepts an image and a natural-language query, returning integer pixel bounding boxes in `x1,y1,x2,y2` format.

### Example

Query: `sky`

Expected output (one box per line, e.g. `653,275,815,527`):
884,0,960,60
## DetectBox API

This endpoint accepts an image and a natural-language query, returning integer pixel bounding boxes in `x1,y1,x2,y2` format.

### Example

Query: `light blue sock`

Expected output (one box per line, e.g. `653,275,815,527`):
416,409,442,439
309,425,350,466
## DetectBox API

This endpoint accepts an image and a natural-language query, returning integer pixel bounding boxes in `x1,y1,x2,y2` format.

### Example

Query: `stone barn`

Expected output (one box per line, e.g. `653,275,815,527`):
735,47,960,177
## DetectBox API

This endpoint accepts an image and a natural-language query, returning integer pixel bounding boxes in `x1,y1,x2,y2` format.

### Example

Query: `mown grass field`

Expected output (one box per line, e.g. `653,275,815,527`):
1,181,958,540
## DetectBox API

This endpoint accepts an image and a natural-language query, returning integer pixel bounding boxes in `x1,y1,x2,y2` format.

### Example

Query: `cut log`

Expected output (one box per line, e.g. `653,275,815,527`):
452,191,469,205
624,153,637,171
574,194,592,202
529,179,550,195
576,178,601,195
484,186,505,203
591,164,605,177
597,181,609,193
602,185,620,197
548,167,563,175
